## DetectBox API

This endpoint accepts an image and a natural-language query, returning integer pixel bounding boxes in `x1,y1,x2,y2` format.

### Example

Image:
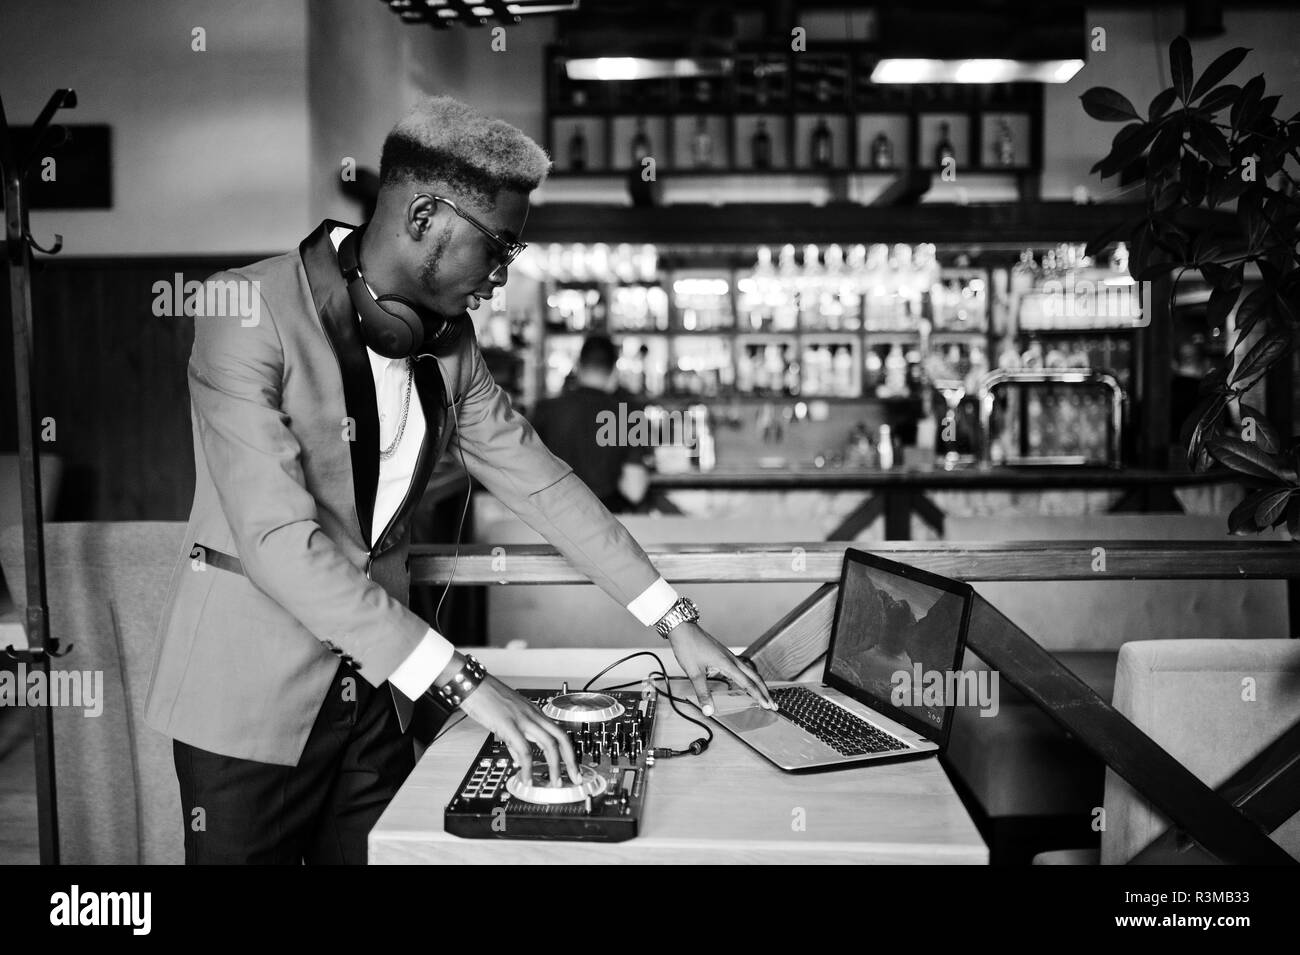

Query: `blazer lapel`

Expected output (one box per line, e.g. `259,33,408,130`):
299,220,379,544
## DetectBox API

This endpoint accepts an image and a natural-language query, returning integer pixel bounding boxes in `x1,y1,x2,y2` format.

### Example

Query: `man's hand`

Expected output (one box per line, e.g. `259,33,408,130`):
459,675,581,787
666,622,776,716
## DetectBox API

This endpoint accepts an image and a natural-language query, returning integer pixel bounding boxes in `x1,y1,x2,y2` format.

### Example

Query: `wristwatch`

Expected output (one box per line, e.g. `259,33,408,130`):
654,597,700,638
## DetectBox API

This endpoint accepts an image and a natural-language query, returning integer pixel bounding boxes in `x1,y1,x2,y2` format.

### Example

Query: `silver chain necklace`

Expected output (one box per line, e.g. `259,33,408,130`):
380,360,414,461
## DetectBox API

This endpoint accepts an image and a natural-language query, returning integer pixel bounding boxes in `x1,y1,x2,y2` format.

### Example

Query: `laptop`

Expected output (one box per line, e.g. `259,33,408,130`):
711,548,975,772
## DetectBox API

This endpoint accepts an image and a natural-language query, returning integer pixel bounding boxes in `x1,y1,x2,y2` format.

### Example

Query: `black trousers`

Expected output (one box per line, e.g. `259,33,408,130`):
172,662,415,864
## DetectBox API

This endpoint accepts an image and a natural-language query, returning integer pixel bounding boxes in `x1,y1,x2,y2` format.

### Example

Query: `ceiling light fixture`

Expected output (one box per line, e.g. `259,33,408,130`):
380,0,579,30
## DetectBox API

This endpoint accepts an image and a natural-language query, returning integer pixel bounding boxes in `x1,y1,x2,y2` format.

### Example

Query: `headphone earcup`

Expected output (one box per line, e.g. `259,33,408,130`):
370,293,427,357
420,311,465,356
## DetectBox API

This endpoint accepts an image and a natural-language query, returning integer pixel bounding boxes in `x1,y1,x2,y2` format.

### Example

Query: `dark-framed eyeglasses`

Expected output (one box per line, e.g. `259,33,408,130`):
425,193,527,270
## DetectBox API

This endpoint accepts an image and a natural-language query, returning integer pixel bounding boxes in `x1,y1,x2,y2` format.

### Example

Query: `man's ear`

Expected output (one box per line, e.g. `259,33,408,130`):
407,193,438,238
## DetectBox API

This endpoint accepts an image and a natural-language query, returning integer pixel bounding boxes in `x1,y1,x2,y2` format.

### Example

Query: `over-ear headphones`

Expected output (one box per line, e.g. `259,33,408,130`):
337,223,465,359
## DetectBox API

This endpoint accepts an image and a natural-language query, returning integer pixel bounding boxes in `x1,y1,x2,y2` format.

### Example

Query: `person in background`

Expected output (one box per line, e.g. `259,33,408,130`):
531,335,649,513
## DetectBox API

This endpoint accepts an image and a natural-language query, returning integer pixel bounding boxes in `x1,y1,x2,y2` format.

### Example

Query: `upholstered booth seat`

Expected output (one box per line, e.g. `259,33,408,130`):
1034,639,1300,863
0,522,187,864
937,514,1289,863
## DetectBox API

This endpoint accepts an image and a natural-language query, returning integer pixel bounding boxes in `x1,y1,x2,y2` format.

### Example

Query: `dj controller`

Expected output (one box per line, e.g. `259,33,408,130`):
444,685,658,843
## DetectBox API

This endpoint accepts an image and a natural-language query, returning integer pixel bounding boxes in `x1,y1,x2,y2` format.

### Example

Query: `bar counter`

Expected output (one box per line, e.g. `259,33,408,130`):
645,465,1235,539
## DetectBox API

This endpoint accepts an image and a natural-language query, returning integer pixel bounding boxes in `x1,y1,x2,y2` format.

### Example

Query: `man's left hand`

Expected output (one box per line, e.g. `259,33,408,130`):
666,622,776,716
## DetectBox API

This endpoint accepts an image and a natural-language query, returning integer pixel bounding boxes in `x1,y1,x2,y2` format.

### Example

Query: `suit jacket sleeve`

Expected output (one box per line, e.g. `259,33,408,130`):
187,270,428,685
449,332,664,609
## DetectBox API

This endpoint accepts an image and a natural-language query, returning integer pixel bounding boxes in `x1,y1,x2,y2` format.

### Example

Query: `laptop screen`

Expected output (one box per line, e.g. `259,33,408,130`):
825,551,971,742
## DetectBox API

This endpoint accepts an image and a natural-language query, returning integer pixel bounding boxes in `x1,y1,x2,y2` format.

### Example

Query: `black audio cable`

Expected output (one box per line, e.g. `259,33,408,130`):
583,651,714,758
432,395,471,633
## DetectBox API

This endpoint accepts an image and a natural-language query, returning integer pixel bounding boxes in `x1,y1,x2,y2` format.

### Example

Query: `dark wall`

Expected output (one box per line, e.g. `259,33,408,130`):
1,253,267,520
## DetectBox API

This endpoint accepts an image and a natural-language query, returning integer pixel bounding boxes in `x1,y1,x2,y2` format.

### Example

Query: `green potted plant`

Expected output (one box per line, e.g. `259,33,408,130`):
1081,36,1299,538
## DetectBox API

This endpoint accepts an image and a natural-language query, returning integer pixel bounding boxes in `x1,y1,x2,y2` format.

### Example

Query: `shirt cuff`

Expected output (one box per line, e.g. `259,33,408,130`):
626,576,679,628
389,628,456,701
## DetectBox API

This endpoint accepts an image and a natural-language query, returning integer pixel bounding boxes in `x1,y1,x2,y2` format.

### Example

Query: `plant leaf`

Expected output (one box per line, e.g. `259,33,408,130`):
1254,488,1292,528
1094,122,1159,178
1238,402,1283,454
1190,47,1250,101
1232,324,1293,391
1232,75,1265,129
1180,390,1227,454
1206,433,1296,483
1211,171,1251,207
1171,36,1194,103
1196,85,1240,115
1081,87,1141,122
1185,390,1230,470
1256,94,1281,122
1149,87,1178,121
1287,497,1300,541
1232,285,1275,340
1084,216,1138,259
1207,282,1243,328
1229,488,1274,534
1149,122,1184,172
1238,187,1264,245
1189,120,1232,166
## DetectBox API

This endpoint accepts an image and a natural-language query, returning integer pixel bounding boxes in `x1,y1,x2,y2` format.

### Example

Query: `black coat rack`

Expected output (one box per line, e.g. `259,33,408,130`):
1,87,77,865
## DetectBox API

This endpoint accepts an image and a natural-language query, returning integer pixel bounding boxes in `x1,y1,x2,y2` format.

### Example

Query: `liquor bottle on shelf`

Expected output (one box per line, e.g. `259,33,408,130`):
832,345,854,396
767,345,787,395
878,424,895,470
752,119,772,169
877,343,909,398
631,117,652,165
695,408,716,471
934,121,956,169
1026,389,1044,454
784,357,801,396
811,117,833,169
871,131,894,170
568,125,588,171
692,116,713,167
1021,339,1044,370
1011,248,1037,294
995,118,1015,166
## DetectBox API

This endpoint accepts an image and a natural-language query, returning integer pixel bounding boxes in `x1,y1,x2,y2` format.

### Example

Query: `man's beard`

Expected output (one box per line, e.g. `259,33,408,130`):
416,224,454,309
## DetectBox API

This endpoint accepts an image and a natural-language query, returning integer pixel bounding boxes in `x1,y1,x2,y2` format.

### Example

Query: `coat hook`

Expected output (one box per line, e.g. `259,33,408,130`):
26,230,63,255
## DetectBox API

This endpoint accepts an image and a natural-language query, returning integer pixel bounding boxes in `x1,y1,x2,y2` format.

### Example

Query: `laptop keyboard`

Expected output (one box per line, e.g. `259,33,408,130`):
772,686,910,757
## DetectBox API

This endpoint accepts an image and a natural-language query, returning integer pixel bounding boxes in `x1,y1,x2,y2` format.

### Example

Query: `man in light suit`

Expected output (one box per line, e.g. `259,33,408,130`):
144,96,774,864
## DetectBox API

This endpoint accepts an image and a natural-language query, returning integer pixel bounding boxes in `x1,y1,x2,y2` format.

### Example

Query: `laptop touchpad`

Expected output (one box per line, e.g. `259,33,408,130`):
723,705,781,732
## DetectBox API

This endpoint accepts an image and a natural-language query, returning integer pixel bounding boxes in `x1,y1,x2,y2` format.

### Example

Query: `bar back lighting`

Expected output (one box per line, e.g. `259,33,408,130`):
565,57,734,81
871,58,1084,84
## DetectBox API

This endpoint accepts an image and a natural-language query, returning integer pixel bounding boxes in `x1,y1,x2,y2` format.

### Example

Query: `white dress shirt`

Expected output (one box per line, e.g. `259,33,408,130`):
328,226,678,703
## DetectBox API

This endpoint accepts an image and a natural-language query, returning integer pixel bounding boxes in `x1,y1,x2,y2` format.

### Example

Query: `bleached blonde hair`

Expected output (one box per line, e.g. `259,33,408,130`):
379,95,551,211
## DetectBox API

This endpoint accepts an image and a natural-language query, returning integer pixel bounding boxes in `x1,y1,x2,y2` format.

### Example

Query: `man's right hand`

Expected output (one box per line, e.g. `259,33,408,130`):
458,674,581,787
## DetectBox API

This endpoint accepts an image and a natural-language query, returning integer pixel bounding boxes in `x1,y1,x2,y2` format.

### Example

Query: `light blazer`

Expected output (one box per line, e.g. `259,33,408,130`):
144,220,665,765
